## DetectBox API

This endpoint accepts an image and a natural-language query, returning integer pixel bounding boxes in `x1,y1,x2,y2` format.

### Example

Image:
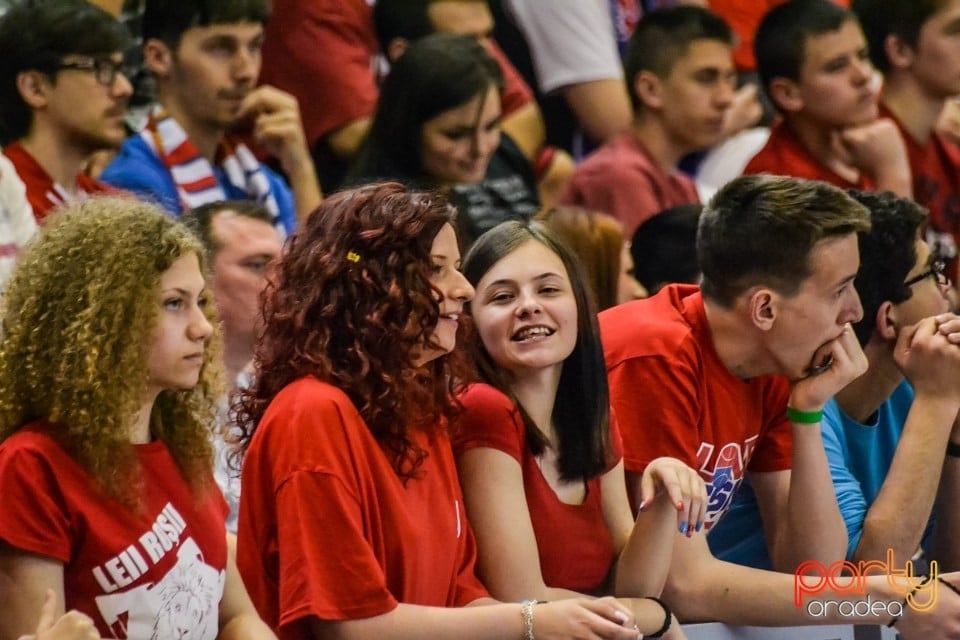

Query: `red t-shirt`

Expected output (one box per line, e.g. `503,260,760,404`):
260,0,533,148
599,285,793,530
0,425,229,639
562,132,700,238
880,103,960,271
454,383,621,594
743,121,874,190
3,141,116,223
237,377,489,639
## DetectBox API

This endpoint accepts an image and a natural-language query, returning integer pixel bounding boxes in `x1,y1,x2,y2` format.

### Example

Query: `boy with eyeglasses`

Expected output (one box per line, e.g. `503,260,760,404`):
712,189,960,575
0,0,132,222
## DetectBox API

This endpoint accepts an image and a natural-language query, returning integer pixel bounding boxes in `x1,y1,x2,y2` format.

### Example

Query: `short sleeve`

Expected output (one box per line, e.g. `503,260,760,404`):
820,403,868,560
453,384,525,464
502,0,623,94
0,439,73,563
275,469,397,625
607,350,703,473
745,377,793,473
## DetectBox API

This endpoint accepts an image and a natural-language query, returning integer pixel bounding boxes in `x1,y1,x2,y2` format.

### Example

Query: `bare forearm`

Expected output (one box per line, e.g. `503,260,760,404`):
614,497,675,597
775,426,846,570
562,80,632,144
855,397,959,564
286,159,323,224
312,602,525,640
930,453,960,571
666,537,900,626
872,168,913,199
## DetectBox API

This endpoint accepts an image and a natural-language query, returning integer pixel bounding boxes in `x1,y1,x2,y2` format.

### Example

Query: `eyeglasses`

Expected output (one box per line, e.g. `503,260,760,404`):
55,57,124,87
904,259,950,288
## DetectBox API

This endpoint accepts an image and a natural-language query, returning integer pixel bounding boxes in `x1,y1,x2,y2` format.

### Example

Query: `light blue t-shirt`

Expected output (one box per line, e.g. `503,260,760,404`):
709,380,919,567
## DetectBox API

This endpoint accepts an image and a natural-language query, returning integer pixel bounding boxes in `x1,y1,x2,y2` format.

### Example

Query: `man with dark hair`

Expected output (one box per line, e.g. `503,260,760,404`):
602,174,960,630
101,0,320,235
562,6,737,238
710,190,960,575
0,0,131,221
745,0,912,198
855,0,960,280
182,200,282,534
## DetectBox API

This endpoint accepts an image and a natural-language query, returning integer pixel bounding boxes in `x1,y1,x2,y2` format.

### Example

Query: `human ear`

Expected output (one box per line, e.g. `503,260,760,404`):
15,70,51,109
883,33,914,71
749,289,776,330
143,38,174,77
876,300,898,341
768,77,803,114
633,70,664,110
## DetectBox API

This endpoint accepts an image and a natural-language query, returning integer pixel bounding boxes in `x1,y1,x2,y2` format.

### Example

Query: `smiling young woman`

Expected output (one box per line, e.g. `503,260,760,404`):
454,220,707,637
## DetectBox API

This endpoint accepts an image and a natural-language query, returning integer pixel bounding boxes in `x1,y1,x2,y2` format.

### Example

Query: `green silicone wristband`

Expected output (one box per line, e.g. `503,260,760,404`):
786,406,823,424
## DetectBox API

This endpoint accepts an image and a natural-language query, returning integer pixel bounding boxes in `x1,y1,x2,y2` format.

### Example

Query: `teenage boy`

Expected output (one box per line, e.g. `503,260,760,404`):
0,1,131,222
710,190,960,575
745,0,911,198
101,0,321,235
602,174,960,632
855,0,960,278
563,6,736,238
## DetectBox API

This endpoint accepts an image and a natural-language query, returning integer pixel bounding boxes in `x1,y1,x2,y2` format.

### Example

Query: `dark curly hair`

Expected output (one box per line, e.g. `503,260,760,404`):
234,182,468,479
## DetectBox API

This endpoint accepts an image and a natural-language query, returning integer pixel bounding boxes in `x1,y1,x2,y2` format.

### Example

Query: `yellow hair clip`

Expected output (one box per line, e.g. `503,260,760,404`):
346,250,362,263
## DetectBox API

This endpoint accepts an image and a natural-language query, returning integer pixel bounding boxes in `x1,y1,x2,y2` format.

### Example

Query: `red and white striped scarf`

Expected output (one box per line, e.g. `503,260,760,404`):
140,106,280,218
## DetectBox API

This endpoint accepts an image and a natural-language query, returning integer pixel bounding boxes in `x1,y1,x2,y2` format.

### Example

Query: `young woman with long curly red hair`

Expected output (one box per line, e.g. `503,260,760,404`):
234,182,643,640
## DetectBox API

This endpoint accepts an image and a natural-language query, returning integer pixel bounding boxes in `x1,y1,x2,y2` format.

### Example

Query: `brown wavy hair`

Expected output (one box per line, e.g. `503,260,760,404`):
234,182,466,479
0,197,223,506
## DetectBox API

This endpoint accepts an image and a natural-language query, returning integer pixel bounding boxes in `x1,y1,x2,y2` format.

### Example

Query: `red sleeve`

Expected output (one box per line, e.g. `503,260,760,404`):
746,376,793,473
453,520,490,607
484,41,534,116
253,390,397,628
275,470,397,624
0,436,73,563
259,0,379,145
606,350,703,474
453,383,524,463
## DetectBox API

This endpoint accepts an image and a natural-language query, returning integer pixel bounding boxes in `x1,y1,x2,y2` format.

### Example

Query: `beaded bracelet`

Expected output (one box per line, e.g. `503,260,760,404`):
645,596,673,639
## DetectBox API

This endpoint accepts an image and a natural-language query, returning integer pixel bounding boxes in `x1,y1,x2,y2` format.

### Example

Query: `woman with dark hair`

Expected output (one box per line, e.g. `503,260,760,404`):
0,197,275,640
538,206,647,310
349,33,540,250
234,182,643,640
456,221,707,637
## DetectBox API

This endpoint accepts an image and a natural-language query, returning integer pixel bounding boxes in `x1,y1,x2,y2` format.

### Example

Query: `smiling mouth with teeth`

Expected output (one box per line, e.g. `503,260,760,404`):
511,325,555,341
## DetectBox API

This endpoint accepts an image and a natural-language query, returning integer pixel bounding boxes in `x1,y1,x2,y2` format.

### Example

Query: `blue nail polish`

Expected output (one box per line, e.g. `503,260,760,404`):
679,522,687,535
696,522,703,533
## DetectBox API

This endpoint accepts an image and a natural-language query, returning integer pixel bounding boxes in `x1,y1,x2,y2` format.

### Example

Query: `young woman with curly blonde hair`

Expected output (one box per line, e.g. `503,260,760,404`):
0,197,275,640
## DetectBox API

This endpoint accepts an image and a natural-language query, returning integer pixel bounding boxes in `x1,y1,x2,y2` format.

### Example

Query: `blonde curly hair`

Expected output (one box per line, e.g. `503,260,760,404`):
0,197,223,505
